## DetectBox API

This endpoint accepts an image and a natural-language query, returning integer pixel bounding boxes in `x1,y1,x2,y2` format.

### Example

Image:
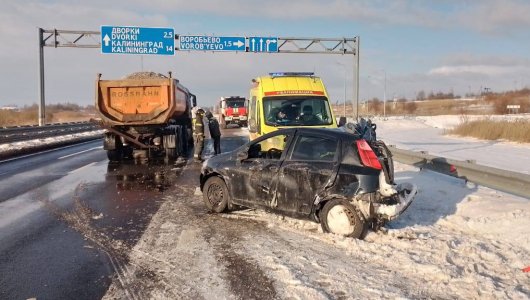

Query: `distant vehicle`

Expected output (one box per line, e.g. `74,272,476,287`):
219,96,248,128
95,72,196,162
200,126,417,239
247,72,343,140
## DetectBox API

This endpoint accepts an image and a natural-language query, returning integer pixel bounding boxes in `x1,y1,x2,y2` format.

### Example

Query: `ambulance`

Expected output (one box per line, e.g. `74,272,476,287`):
247,72,339,140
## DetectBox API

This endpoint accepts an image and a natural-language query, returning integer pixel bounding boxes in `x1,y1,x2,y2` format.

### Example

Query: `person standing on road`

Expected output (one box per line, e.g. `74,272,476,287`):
205,111,222,155
193,108,205,161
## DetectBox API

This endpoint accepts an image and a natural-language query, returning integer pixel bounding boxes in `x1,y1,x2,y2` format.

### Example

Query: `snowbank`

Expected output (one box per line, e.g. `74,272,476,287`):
373,116,530,174
0,131,103,159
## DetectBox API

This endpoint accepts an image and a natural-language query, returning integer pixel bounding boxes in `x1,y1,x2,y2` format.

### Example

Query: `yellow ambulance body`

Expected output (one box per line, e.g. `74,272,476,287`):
247,72,338,141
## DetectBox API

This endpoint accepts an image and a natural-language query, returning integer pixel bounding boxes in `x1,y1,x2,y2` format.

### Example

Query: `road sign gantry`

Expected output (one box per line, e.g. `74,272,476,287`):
37,26,360,126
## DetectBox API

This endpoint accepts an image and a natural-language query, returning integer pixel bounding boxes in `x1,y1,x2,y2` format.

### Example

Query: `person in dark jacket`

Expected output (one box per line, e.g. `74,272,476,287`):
193,108,205,161
205,111,222,155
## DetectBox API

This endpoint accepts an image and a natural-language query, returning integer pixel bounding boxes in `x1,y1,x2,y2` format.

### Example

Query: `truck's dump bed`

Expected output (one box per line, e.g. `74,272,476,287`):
96,76,189,126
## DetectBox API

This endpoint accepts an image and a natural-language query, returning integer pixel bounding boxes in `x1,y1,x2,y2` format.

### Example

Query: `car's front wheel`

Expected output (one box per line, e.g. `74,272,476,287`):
203,176,229,213
320,199,366,239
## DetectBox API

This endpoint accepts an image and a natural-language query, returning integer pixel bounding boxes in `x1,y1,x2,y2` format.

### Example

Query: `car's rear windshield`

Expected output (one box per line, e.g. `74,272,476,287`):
263,96,333,126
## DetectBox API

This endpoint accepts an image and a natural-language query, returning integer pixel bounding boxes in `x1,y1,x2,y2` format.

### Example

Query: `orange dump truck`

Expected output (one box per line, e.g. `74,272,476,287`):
95,72,197,161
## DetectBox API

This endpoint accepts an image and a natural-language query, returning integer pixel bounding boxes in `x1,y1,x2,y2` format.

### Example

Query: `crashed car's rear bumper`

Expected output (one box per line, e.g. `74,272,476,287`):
375,182,417,220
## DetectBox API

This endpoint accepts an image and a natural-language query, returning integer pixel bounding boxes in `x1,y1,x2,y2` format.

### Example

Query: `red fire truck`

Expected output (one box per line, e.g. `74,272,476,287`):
219,96,247,128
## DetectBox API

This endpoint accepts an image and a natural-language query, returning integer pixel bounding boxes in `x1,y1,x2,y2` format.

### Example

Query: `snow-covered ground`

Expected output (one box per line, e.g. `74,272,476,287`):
99,120,529,298
103,161,530,299
374,115,530,174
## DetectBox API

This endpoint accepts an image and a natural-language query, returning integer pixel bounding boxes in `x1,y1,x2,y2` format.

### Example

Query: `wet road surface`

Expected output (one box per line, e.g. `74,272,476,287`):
0,130,248,299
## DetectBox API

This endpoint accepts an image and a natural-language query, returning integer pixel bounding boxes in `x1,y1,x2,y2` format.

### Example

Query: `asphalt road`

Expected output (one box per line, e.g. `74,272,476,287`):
0,129,249,300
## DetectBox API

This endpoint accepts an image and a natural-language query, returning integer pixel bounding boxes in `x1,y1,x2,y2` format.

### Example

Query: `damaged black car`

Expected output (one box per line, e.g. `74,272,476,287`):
200,126,417,239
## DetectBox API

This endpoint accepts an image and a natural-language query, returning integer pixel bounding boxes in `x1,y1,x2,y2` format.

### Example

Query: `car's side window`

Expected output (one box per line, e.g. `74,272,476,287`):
248,134,290,160
290,135,338,161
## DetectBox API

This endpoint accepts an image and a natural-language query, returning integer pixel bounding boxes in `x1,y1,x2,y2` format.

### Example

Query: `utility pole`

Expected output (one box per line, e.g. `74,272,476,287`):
383,70,386,118
373,69,387,117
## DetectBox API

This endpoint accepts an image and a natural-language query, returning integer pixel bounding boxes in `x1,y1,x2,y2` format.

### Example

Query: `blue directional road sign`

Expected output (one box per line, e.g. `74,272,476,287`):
179,36,246,52
248,37,278,53
101,26,175,55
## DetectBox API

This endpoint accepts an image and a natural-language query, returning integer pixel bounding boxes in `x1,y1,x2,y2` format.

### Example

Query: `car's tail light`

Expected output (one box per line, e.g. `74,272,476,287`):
356,139,382,170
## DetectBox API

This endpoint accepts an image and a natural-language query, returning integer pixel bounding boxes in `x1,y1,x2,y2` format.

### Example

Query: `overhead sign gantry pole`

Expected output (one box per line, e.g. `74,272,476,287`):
38,27,360,125
37,28,100,126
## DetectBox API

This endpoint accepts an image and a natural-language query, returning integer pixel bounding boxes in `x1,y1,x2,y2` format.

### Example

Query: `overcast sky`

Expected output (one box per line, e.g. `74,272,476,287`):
1,0,530,107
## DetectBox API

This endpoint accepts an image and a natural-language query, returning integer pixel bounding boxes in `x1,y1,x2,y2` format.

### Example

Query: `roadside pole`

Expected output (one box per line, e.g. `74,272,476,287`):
354,36,360,122
38,28,45,126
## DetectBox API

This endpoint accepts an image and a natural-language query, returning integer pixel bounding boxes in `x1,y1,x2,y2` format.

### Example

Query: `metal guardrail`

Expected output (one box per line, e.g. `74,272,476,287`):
388,146,530,199
0,121,89,131
0,122,101,143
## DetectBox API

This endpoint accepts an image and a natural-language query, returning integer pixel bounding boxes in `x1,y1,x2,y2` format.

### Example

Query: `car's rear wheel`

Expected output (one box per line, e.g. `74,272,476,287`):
203,176,229,213
320,199,366,239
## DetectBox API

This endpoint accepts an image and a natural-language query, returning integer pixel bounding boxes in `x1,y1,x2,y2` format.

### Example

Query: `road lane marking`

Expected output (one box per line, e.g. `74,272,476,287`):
0,139,102,164
58,146,102,160
68,162,97,174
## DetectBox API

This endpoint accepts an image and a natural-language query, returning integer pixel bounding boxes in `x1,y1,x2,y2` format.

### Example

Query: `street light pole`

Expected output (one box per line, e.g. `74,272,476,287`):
336,62,347,117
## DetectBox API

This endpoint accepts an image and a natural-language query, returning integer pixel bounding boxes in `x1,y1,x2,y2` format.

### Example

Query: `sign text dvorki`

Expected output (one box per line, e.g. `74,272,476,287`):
101,26,175,55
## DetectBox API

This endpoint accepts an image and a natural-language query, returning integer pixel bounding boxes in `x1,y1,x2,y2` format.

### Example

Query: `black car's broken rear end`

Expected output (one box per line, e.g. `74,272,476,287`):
200,122,417,239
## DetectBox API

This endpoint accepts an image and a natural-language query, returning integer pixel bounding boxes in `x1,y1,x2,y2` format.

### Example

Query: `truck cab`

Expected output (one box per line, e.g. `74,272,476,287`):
219,96,248,129
247,72,338,140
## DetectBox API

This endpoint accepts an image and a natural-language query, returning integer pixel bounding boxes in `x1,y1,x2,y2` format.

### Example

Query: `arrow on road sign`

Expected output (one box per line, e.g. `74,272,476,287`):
234,40,244,48
103,34,111,46
266,39,277,52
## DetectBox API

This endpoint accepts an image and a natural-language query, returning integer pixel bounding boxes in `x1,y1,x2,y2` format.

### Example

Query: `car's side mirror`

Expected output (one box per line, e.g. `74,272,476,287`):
338,117,347,127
